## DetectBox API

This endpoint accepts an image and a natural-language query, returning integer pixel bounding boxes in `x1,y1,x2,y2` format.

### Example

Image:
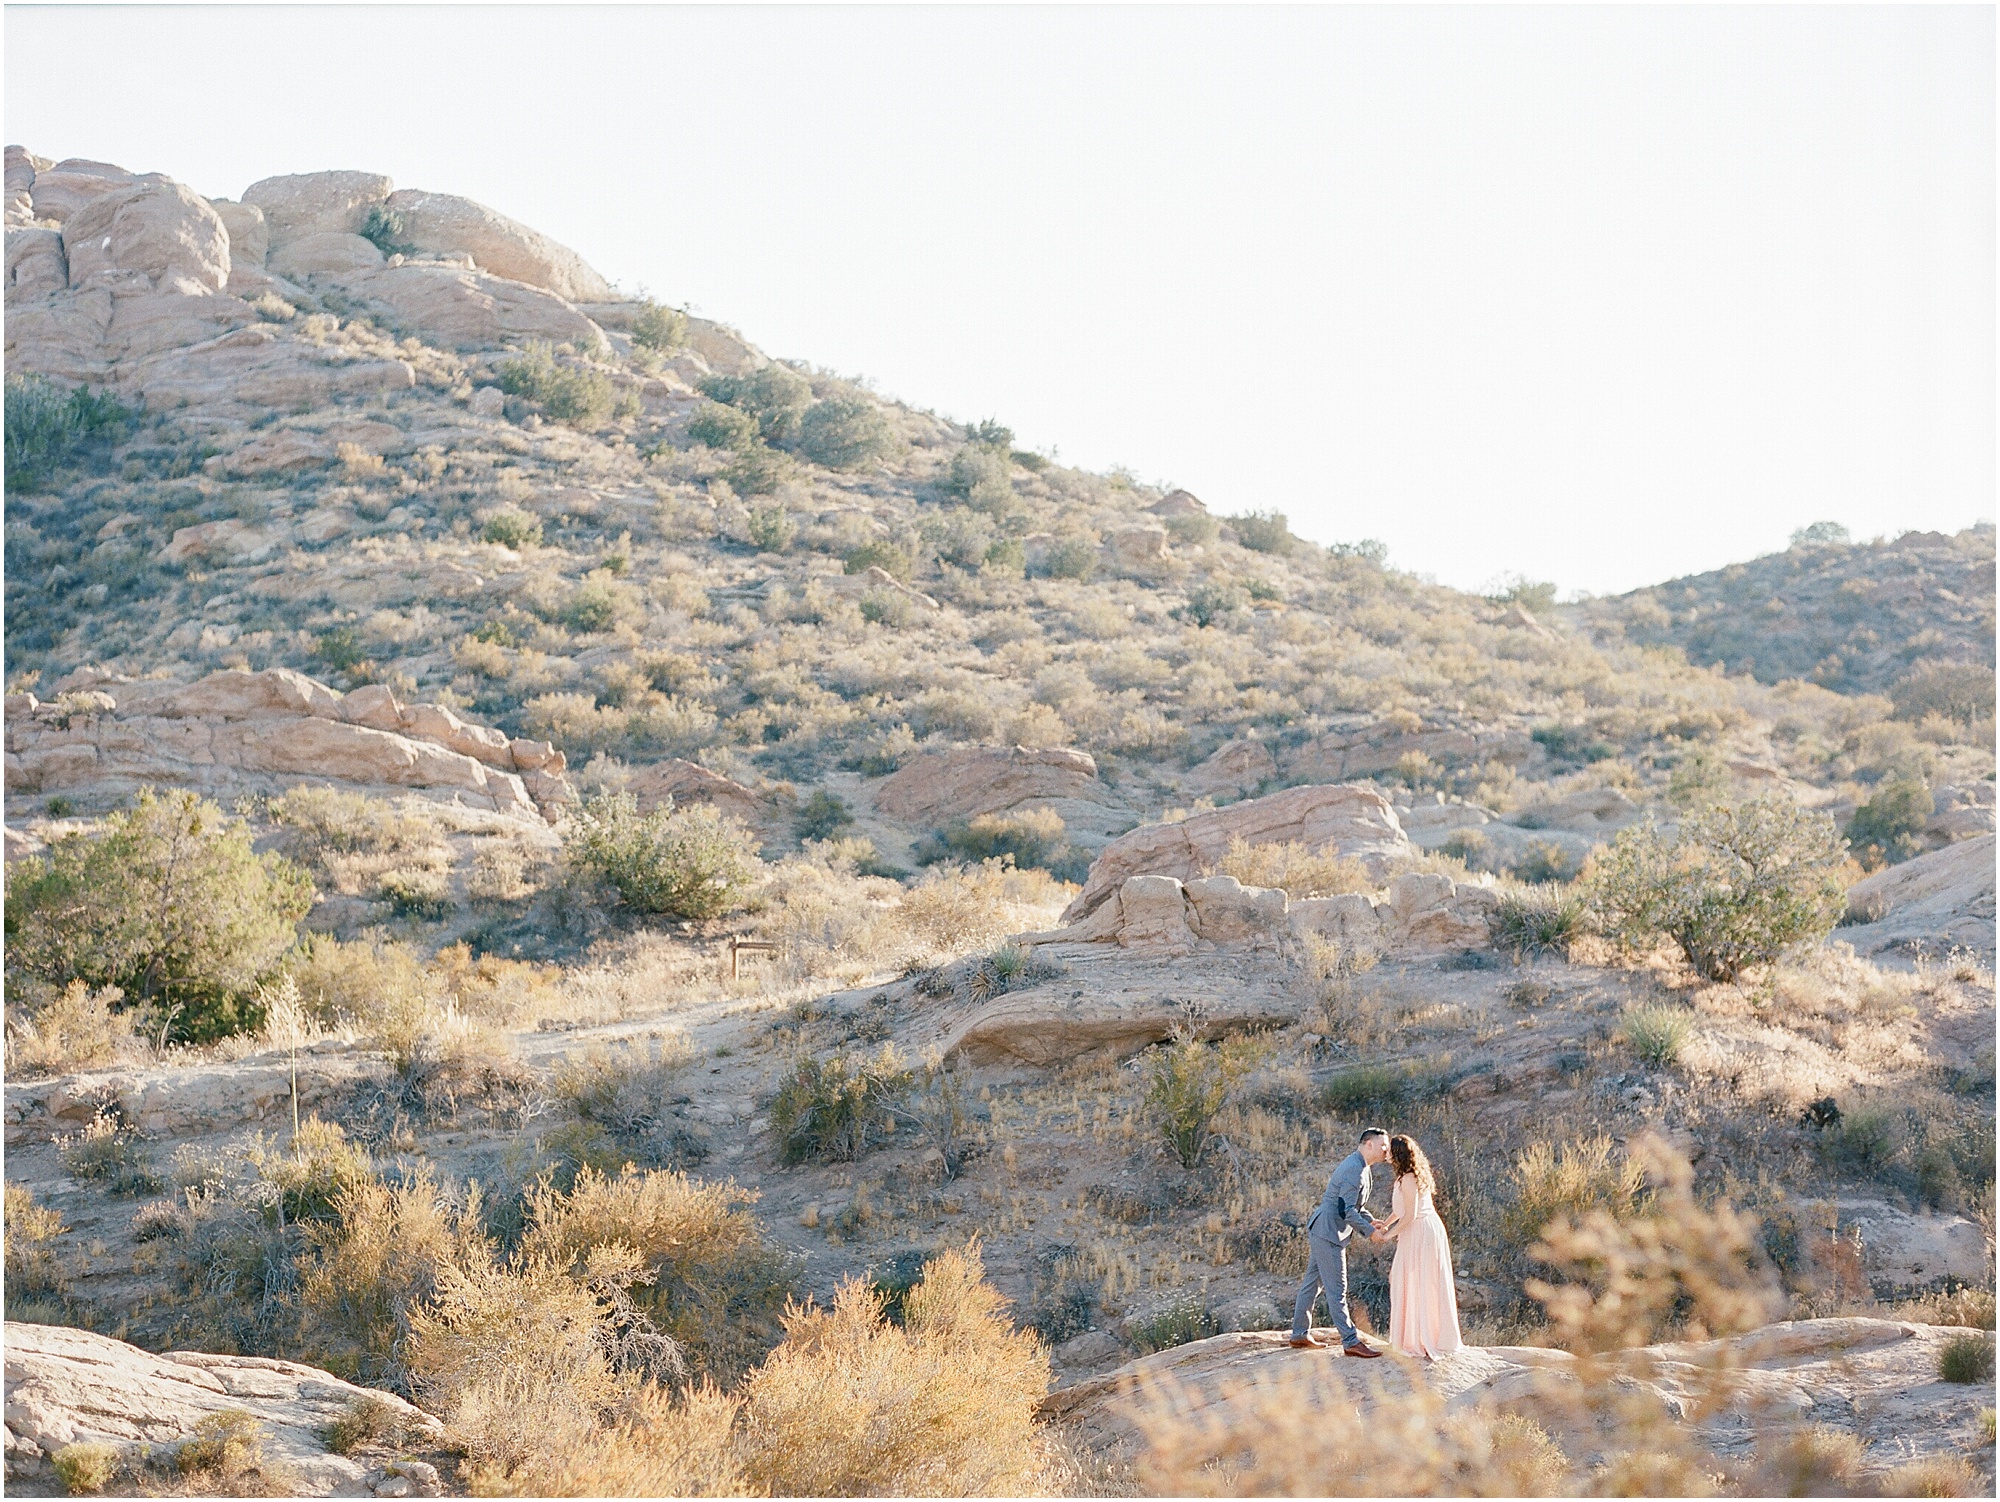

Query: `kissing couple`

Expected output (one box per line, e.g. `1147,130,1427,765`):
1289,1127,1463,1361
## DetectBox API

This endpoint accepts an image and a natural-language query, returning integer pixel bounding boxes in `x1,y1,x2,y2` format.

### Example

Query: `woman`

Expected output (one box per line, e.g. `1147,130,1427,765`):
1372,1133,1463,1360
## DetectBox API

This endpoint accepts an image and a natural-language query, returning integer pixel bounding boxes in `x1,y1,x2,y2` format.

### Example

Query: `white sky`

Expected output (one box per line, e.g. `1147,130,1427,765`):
6,3,1993,596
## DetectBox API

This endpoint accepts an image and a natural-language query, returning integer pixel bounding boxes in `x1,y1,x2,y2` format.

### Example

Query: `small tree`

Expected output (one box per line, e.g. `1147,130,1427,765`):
631,301,689,353
5,789,313,1040
1845,778,1933,867
1581,796,1845,982
563,794,759,919
1145,1026,1248,1170
798,394,892,471
700,367,813,446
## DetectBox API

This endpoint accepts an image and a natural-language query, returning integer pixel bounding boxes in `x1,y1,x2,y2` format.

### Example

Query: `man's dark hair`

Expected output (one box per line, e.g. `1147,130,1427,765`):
1359,1127,1389,1145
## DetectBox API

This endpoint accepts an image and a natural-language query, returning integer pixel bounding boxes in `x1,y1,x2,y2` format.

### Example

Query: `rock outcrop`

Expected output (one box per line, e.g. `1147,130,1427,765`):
623,758,764,821
379,188,615,303
1029,870,1499,958
1061,783,1413,923
4,1320,445,1497
874,745,1127,843
4,668,569,821
1046,1318,1995,1486
1178,738,1278,801
1840,834,1997,959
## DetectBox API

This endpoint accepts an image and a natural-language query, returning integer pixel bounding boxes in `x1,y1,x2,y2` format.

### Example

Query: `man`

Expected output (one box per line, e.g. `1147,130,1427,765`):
1290,1126,1391,1356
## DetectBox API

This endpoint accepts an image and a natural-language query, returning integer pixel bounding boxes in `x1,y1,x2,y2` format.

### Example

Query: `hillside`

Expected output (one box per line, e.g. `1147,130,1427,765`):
1571,525,1996,698
5,148,1995,1499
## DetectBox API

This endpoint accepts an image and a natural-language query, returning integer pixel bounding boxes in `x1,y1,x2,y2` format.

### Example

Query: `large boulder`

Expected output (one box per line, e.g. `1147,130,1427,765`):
61,180,231,294
268,230,383,281
26,157,142,223
380,188,614,303
241,170,393,245
1179,738,1278,801
332,261,606,348
6,225,67,296
1062,783,1413,923
3,1320,444,1496
206,198,268,267
1840,834,1997,959
623,758,760,821
1505,785,1643,835
875,745,1116,827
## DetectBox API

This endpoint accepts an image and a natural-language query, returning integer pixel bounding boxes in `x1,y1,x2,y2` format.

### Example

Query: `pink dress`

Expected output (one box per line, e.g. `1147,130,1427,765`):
1387,1174,1463,1360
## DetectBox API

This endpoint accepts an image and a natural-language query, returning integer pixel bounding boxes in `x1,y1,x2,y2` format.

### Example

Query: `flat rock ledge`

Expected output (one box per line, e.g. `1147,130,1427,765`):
3,1320,446,1496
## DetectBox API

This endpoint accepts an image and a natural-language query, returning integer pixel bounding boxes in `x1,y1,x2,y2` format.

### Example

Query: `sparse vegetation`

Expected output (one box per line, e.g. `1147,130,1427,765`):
498,341,614,425
563,793,759,919
771,1046,914,1163
5,374,129,491
1939,1331,1995,1384
1619,1003,1696,1067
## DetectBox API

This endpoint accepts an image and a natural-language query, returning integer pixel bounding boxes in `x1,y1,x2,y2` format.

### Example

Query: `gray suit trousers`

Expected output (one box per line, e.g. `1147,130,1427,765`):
1291,1226,1358,1343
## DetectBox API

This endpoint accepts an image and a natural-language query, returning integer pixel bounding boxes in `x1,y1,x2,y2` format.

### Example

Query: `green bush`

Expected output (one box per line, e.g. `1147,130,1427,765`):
358,205,415,257
844,540,915,580
5,375,131,491
771,1046,914,1164
1036,537,1097,582
560,578,639,634
1318,1062,1447,1117
1177,583,1243,628
1846,778,1934,866
481,507,543,550
498,342,614,426
798,394,892,470
795,790,855,841
746,503,797,554
1229,511,1294,555
6,789,313,1041
938,445,1013,513
922,507,996,570
701,366,813,445
1581,796,1846,981
563,794,759,919
1163,512,1219,547
632,301,690,353
982,538,1026,576
1829,1104,1901,1173
1939,1332,1995,1384
1146,1027,1246,1170
686,400,759,451
1619,1004,1695,1067
722,442,796,496
914,808,1082,880
1129,1293,1217,1353
1492,884,1584,958
1487,575,1559,615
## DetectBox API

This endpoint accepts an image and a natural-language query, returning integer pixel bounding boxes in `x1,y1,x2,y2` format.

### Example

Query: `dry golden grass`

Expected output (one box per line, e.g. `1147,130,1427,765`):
3,979,137,1076
1213,836,1373,898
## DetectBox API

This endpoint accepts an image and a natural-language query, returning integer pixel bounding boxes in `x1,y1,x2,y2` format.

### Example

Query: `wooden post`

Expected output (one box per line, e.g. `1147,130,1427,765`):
727,936,779,979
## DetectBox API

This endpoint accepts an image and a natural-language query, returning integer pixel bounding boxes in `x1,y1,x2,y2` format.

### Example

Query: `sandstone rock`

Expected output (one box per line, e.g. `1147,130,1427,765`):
200,428,336,478
6,225,67,296
1184,875,1288,943
269,231,383,281
1927,782,1997,842
1840,834,1996,959
1063,783,1413,923
1836,1196,1992,1290
1103,525,1169,572
379,188,614,302
242,170,393,244
1179,738,1278,801
1395,796,1497,848
875,745,1109,826
821,565,941,612
1047,1318,1993,1483
158,518,292,563
3,1320,442,1495
469,384,506,417
684,316,766,376
62,180,231,294
1212,1293,1285,1333
1287,875,1498,956
1150,488,1206,518
332,261,605,349
623,758,760,821
207,198,268,267
1506,785,1642,834
5,145,42,195
26,158,141,224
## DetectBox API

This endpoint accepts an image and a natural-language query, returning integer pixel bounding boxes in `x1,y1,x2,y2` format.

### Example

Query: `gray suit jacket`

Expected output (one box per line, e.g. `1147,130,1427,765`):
1310,1150,1377,1244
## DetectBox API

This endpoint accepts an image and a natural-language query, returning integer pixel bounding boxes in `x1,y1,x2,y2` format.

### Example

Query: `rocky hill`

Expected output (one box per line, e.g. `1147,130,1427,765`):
1571,525,1996,698
5,148,1995,1498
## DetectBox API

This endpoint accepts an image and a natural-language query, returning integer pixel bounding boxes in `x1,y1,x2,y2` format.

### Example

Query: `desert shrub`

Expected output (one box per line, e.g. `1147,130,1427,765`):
685,399,759,450
937,444,1013,512
6,789,313,1042
1493,884,1584,959
1939,1331,1995,1384
521,1165,798,1382
794,789,855,841
256,1117,373,1224
1229,510,1294,554
563,793,759,919
549,1032,698,1137
358,204,415,257
1147,1026,1249,1170
1749,1426,1864,1497
52,1440,120,1493
771,1046,914,1164
1318,1061,1446,1118
5,1184,71,1318
1178,582,1243,627
722,442,796,495
745,501,796,553
843,538,915,579
1890,661,1995,726
4,980,134,1076
177,1410,292,1490
1827,1103,1901,1173
481,506,544,549
1619,1004,1695,1067
893,860,1073,956
324,1393,408,1456
631,300,689,352
1503,1134,1649,1249
1129,1293,1218,1353
560,576,642,634
798,393,892,470
5,374,129,491
498,342,614,425
1037,536,1098,581
1164,511,1220,547
1508,839,1583,884
1213,837,1366,897
265,785,443,874
1882,1456,1982,1497
57,1108,160,1195
1581,797,1846,981
915,807,1083,880
922,505,997,569
885,1057,983,1181
701,365,813,445
1846,776,1934,866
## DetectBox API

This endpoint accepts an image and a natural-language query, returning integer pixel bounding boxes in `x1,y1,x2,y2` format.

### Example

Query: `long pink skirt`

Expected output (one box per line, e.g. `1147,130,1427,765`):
1388,1207,1464,1359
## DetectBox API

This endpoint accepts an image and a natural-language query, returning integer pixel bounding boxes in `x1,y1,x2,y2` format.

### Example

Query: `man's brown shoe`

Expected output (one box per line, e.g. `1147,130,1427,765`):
1342,1342,1383,1358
